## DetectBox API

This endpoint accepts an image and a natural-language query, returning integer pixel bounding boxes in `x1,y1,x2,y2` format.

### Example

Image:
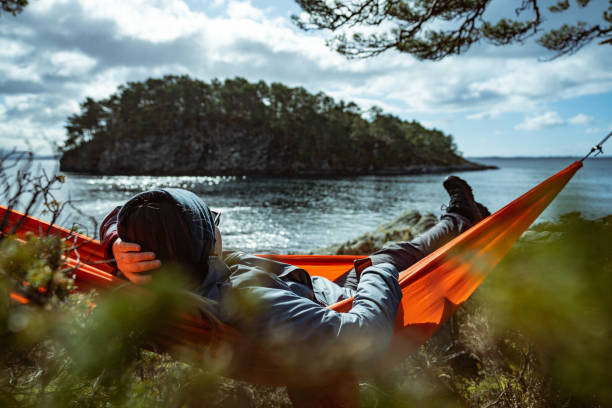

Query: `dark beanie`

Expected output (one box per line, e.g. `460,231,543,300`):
117,188,217,265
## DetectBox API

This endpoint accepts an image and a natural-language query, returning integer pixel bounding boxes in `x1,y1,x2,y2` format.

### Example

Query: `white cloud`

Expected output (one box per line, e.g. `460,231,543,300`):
50,51,97,77
3,94,76,126
74,68,136,100
78,0,206,43
466,112,490,120
351,48,612,114
4,95,39,112
515,111,565,131
585,124,612,135
466,110,502,120
0,39,32,58
0,118,64,154
0,60,43,82
568,113,593,125
226,0,264,20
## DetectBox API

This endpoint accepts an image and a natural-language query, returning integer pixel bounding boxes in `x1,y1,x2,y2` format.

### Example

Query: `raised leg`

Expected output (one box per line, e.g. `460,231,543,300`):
337,213,472,291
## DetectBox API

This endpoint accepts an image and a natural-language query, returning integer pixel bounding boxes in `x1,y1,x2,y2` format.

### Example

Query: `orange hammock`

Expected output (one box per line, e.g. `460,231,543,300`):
0,160,582,384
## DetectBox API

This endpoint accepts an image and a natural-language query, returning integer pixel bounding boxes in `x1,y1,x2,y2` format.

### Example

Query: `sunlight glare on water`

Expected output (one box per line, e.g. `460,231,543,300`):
5,157,611,253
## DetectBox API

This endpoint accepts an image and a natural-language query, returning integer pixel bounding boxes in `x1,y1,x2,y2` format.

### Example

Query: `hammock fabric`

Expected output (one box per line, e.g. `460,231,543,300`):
1,160,583,384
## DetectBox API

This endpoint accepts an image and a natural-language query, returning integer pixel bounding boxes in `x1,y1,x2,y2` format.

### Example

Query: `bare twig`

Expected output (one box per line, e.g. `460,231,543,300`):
482,387,507,408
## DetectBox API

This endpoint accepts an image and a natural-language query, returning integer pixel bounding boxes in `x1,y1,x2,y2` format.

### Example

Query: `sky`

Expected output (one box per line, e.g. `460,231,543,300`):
0,0,611,157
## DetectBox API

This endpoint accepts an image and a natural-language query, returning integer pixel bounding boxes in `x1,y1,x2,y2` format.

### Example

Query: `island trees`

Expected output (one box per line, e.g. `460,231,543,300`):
60,76,470,175
292,0,612,60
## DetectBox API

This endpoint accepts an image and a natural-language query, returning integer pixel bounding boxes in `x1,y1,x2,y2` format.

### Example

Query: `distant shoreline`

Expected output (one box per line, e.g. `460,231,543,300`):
468,156,612,160
20,155,611,162
57,162,497,177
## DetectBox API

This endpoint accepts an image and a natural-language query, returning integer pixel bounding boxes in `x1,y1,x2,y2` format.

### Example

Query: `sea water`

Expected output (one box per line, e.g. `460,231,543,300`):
4,157,611,253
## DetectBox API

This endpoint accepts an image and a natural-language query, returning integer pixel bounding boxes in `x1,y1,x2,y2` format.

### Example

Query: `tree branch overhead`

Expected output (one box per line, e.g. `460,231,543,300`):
293,0,612,60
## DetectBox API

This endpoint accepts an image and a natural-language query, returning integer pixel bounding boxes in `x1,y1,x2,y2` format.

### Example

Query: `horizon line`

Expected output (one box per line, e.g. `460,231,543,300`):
468,155,612,159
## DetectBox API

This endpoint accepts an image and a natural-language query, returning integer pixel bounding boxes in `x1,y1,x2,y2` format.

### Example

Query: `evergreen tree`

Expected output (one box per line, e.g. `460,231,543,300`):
293,0,612,60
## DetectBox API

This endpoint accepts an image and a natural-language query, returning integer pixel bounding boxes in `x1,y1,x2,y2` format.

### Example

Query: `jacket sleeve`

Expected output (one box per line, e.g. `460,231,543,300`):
99,206,121,266
221,262,402,374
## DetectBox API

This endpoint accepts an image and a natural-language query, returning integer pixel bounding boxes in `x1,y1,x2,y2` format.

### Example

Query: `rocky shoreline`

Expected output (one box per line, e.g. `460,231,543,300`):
312,209,440,255
283,162,498,177
312,209,606,256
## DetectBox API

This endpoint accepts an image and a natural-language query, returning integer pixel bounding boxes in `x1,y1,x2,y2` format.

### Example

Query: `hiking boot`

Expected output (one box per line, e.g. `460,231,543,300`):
443,175,483,223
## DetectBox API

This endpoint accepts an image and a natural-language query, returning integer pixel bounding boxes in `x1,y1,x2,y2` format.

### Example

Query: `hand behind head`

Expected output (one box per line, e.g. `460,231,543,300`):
112,237,162,284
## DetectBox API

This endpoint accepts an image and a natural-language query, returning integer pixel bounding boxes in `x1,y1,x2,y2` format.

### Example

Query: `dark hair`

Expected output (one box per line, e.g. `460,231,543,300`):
117,192,207,285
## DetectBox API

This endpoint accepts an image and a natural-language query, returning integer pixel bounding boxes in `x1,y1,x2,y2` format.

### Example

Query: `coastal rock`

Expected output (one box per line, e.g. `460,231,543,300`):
519,230,563,243
316,210,599,256
60,129,496,176
313,210,439,255
61,122,277,175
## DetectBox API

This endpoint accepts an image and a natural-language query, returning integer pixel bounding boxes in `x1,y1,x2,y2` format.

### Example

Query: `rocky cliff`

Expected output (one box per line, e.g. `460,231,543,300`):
59,121,495,176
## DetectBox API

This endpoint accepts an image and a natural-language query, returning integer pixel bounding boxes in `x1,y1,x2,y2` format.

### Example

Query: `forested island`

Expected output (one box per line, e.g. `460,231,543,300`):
59,76,494,176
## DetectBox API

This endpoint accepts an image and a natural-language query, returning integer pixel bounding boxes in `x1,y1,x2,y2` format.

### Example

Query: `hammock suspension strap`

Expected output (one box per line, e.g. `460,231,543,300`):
581,131,612,161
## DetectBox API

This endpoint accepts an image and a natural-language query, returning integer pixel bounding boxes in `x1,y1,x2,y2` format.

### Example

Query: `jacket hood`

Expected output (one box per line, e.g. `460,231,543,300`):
118,188,217,266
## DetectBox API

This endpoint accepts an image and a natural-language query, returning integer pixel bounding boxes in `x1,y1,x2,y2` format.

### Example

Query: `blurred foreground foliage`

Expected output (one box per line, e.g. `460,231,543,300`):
364,212,612,407
482,212,612,405
0,234,285,407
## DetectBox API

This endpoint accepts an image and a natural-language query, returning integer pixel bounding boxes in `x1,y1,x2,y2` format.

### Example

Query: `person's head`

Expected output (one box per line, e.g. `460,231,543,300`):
117,189,220,286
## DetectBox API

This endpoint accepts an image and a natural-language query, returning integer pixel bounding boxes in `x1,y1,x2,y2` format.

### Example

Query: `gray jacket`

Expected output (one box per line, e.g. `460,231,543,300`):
200,251,402,373
101,202,402,374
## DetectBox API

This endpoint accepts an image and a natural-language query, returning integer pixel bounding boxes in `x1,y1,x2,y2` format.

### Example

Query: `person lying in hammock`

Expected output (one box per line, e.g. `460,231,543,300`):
99,176,489,384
